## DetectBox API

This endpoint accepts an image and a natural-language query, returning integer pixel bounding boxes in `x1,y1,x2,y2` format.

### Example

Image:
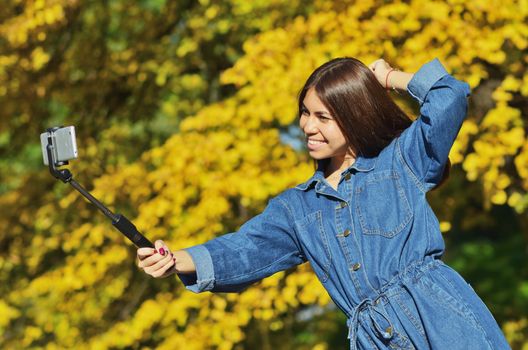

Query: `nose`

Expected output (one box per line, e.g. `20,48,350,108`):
302,115,318,135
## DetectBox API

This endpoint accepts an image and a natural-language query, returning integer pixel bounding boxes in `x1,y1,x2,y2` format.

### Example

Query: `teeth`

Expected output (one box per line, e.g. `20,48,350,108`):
308,140,325,145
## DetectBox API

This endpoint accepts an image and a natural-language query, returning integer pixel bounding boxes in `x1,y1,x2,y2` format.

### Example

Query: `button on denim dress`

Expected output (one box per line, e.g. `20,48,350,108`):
179,59,511,349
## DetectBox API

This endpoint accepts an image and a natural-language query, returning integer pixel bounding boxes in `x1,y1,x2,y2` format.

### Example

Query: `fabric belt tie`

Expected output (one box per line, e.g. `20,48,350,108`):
347,297,394,350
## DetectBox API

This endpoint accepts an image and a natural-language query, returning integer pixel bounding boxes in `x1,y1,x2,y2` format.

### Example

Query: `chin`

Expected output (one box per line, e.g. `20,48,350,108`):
309,150,332,159
309,154,332,165
308,152,325,160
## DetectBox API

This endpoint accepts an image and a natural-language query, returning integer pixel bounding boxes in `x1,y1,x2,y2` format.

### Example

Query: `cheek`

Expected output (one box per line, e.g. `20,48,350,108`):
329,125,346,139
299,116,306,129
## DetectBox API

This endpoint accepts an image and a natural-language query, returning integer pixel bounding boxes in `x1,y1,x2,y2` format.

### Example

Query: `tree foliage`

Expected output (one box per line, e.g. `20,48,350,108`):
0,0,526,348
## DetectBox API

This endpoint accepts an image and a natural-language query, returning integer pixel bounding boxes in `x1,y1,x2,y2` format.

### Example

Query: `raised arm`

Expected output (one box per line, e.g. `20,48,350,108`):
392,59,471,191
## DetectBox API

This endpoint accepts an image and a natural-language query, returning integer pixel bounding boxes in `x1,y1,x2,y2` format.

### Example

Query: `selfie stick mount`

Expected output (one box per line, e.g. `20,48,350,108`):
46,127,154,248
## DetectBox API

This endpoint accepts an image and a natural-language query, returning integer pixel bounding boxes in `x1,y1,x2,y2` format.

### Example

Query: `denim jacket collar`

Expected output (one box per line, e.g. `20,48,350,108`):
294,155,377,191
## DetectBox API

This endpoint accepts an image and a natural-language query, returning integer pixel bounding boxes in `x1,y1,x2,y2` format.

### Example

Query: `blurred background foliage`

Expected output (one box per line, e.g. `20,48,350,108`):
0,0,526,349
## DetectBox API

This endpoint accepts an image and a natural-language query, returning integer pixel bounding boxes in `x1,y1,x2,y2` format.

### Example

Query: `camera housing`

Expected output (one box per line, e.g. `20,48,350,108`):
40,126,78,166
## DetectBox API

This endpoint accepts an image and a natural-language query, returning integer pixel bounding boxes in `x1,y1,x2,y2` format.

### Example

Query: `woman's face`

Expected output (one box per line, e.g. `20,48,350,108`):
299,87,350,161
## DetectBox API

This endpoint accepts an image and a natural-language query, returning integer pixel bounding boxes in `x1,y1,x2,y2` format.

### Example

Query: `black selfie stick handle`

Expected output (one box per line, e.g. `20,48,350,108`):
112,214,155,248
69,178,155,249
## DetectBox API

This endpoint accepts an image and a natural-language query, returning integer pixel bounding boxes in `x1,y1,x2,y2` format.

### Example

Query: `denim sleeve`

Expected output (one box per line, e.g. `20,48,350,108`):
177,196,306,293
398,58,471,191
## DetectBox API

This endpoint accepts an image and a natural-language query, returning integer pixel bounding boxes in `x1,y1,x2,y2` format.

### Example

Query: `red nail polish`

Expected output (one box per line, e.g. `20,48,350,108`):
159,248,165,256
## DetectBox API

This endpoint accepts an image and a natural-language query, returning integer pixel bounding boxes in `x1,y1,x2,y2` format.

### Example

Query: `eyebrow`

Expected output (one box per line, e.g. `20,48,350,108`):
301,104,331,116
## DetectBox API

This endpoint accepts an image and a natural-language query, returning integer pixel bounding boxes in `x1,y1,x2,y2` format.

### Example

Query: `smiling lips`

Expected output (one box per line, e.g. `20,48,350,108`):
307,138,327,150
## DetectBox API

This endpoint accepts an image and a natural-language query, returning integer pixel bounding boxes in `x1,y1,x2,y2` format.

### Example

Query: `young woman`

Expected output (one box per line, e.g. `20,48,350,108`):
137,57,511,349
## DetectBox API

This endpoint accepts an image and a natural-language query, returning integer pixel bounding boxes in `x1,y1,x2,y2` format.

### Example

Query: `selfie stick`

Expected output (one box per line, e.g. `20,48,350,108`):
45,128,154,248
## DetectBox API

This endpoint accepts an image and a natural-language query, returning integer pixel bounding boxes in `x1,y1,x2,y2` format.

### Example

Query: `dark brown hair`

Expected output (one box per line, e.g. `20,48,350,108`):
298,57,450,190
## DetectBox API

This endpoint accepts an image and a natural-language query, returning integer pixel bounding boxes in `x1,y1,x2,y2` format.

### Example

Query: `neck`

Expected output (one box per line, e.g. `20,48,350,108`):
325,153,356,178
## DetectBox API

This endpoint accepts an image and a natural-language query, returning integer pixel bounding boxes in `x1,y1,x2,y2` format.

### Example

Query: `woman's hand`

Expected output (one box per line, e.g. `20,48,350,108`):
137,240,176,278
368,58,394,88
368,58,414,91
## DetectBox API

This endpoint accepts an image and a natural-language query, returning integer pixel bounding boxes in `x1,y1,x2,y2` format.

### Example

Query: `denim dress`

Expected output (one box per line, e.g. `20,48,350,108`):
179,58,511,349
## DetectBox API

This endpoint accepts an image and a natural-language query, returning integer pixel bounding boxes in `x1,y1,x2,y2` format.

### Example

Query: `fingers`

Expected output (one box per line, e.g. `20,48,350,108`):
137,239,177,278
137,240,169,264
152,256,176,278
138,252,163,269
368,58,384,71
137,247,156,260
368,59,393,70
367,58,397,89
154,239,169,256
143,251,175,278
138,246,171,269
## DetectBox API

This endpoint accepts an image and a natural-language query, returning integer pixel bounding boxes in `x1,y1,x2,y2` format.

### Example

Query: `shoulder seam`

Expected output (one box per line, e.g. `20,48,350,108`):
276,195,296,221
